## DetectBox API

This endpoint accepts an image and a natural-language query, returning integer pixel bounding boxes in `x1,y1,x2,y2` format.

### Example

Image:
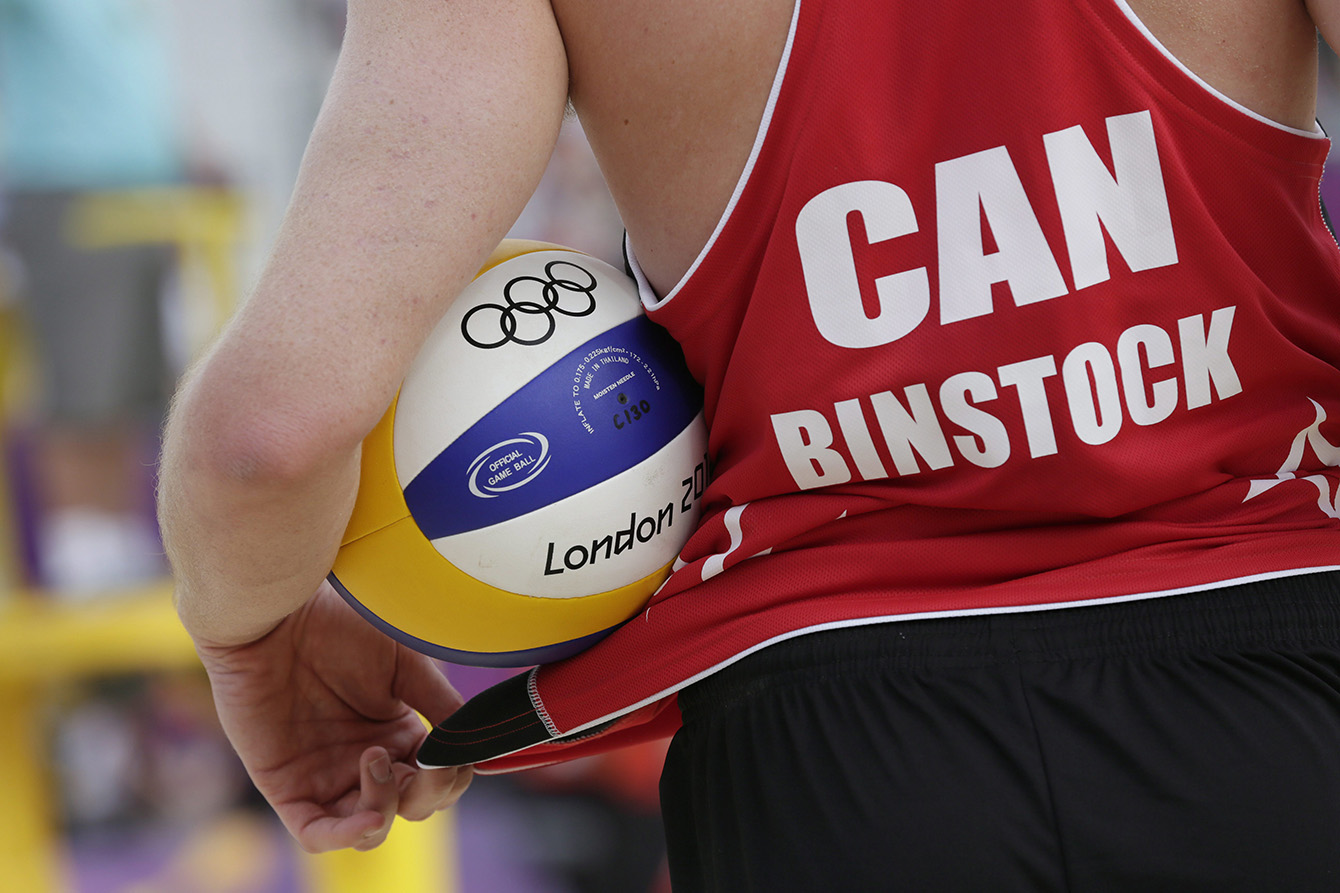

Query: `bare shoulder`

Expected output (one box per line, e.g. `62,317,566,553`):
545,0,1326,292
550,0,796,293
1124,0,1320,128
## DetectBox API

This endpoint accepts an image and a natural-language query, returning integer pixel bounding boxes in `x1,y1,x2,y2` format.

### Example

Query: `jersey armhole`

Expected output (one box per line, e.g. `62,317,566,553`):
1103,0,1324,140
628,0,804,312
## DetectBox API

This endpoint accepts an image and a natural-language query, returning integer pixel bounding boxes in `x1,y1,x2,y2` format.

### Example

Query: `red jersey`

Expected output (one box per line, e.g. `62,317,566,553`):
420,0,1340,771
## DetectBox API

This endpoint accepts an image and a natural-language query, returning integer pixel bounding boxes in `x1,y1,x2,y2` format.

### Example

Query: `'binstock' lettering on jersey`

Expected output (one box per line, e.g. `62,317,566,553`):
770,307,1242,490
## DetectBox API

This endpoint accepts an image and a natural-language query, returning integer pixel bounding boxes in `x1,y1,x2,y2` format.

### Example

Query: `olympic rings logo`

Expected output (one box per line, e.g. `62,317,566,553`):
461,260,599,349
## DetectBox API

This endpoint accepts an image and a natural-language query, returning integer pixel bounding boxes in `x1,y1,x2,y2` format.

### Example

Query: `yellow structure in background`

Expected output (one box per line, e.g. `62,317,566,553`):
0,589,458,893
0,188,458,893
64,187,243,358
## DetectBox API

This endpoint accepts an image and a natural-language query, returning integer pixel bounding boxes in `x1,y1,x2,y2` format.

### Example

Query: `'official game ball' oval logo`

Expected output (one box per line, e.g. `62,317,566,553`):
466,433,552,498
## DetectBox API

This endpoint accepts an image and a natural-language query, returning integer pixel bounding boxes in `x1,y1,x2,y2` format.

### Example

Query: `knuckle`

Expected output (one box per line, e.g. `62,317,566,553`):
296,836,328,855
400,804,435,822
354,831,390,852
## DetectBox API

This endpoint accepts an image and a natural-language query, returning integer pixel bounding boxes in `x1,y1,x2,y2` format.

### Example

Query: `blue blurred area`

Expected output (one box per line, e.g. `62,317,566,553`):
1,0,183,190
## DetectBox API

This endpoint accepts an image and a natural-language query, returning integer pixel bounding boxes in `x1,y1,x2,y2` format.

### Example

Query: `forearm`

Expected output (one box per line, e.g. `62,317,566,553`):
158,0,569,647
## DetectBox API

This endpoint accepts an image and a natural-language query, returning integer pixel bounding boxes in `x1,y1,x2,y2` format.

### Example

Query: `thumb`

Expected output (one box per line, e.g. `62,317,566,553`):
395,650,467,724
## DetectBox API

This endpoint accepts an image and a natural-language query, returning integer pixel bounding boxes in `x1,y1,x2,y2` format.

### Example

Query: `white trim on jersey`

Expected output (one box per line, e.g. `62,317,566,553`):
546,563,1340,743
1108,0,1325,139
460,563,1340,773
627,0,804,311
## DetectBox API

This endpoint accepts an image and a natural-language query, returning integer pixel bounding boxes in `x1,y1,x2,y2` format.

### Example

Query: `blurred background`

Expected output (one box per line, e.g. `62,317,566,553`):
0,1,657,892
2,3,1340,892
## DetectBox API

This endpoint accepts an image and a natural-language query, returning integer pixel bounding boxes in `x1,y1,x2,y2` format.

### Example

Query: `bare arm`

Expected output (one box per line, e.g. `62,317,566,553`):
161,0,568,647
156,0,568,850
1310,0,1340,50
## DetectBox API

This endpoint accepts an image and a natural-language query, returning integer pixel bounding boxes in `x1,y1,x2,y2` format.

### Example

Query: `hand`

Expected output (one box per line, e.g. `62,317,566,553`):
193,581,473,852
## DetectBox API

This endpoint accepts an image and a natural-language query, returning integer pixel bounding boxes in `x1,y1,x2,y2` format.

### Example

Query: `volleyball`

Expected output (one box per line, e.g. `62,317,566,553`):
328,240,708,667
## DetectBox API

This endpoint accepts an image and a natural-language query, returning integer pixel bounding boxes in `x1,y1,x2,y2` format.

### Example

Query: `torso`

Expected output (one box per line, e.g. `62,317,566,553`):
488,0,1340,759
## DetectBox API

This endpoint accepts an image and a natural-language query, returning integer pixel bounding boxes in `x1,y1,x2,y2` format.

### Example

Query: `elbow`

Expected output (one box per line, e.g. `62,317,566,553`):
162,371,364,499
178,405,354,495
204,416,324,488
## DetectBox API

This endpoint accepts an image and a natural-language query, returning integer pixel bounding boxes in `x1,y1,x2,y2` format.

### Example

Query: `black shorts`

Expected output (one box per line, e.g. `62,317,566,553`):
660,573,1340,892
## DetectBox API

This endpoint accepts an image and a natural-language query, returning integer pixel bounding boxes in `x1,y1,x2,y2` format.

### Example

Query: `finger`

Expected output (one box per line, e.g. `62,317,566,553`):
288,803,387,854
350,746,401,850
285,785,394,855
396,765,474,821
448,763,475,801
